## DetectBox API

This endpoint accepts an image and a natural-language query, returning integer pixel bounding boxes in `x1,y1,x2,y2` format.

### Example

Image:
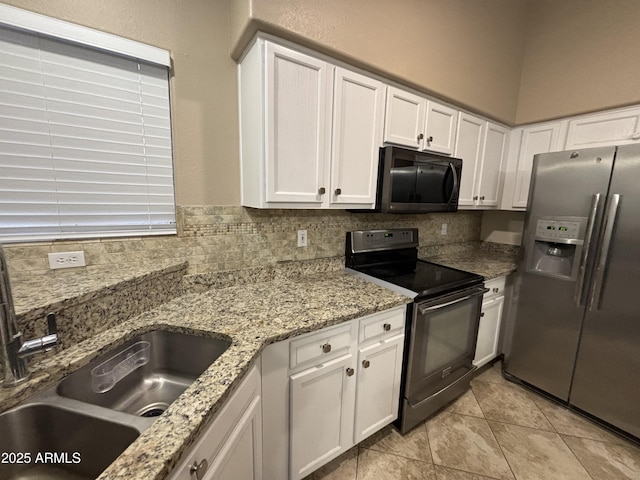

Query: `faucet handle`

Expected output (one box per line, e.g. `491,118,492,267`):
46,313,57,335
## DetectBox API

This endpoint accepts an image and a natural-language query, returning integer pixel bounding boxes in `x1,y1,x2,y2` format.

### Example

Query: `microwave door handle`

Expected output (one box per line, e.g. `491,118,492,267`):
446,162,458,206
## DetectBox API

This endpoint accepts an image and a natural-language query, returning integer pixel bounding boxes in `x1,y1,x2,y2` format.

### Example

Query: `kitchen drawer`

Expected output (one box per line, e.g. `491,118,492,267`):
289,322,354,370
484,276,506,299
358,306,405,345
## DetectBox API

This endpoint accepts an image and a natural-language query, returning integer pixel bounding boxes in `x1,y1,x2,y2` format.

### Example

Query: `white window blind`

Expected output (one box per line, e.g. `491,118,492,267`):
0,24,176,242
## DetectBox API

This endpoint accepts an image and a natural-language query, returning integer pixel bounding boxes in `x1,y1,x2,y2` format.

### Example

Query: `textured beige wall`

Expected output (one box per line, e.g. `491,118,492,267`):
231,0,530,125
3,0,241,206
516,0,640,124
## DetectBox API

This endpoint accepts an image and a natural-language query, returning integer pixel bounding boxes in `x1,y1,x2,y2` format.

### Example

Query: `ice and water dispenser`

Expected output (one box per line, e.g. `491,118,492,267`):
526,217,585,280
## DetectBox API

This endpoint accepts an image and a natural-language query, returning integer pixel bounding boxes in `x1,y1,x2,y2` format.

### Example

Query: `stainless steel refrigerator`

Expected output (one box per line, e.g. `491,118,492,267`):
504,144,640,440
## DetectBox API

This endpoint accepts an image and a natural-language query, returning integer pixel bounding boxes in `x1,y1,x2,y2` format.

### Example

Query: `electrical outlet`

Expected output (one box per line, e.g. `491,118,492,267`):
48,251,86,269
441,223,448,235
297,229,308,247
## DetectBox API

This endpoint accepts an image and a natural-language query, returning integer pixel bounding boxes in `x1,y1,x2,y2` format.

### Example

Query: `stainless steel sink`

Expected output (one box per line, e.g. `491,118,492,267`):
0,404,139,480
57,329,231,417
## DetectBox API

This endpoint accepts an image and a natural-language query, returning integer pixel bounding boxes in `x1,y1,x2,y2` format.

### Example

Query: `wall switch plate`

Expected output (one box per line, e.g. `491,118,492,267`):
441,223,448,235
48,251,86,269
297,229,307,247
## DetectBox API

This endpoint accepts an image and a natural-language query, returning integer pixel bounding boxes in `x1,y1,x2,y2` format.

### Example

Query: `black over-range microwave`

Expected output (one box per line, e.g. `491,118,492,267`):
370,146,462,213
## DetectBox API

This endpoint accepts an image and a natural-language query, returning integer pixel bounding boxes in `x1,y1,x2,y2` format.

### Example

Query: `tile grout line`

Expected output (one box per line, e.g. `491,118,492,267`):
470,371,519,480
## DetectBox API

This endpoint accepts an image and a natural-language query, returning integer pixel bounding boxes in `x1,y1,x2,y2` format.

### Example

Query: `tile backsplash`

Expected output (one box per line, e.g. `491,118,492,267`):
4,206,482,277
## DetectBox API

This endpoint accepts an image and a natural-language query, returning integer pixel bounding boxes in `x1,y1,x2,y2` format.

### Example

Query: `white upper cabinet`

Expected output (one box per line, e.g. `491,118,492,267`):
456,115,508,209
564,106,640,149
511,121,565,208
384,86,425,149
265,42,332,205
239,36,384,209
330,67,386,206
455,113,485,207
384,86,458,155
424,102,458,154
477,122,509,207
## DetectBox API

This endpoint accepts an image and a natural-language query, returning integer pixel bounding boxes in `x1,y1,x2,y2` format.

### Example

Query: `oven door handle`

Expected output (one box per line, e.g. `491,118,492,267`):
418,287,489,314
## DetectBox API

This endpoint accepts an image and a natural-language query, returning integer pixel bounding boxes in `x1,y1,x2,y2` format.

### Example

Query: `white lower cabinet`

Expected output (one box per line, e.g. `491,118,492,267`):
474,277,506,368
290,354,356,478
354,334,404,443
262,306,406,480
167,363,262,480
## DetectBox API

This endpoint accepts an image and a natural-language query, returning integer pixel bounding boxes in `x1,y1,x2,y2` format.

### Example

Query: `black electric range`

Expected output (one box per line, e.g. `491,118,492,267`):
345,228,487,434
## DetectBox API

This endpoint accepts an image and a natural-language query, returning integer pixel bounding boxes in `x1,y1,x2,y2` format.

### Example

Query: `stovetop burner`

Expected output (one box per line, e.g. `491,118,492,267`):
345,229,483,299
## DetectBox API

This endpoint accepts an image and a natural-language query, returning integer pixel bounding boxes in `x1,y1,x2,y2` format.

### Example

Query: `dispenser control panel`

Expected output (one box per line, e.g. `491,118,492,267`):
535,219,581,240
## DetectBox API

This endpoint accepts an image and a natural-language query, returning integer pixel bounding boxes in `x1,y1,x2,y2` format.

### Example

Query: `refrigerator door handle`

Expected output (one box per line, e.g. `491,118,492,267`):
575,193,601,306
589,194,620,311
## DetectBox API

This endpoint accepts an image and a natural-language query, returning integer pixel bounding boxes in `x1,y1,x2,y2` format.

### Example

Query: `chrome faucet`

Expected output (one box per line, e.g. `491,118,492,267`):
1,245,58,386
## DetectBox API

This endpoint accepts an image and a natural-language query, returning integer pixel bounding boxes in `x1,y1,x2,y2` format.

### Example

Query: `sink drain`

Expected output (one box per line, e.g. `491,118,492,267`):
136,403,169,417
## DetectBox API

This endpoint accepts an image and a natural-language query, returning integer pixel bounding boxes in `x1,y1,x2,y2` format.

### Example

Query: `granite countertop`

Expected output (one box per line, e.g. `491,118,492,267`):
420,241,520,279
0,270,410,480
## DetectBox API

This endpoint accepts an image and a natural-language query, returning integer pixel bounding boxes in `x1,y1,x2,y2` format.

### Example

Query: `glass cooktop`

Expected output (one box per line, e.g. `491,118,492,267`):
355,259,483,298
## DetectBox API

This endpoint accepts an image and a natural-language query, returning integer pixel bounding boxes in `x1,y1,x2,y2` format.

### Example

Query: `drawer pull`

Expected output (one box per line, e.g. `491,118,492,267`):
362,360,370,368
346,367,354,377
383,323,391,332
321,343,332,354
190,459,209,480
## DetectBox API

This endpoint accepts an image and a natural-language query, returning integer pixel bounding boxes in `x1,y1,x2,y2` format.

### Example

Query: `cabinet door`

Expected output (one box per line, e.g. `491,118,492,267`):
383,86,425,148
206,395,262,480
265,42,333,204
424,101,458,155
473,296,504,368
455,113,485,206
354,334,404,444
167,365,261,480
565,107,640,149
289,354,356,480
476,122,508,207
512,122,563,208
330,67,385,207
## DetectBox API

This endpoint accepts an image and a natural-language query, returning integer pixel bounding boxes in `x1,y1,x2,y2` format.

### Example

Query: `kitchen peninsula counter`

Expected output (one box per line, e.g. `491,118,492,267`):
1,266,410,480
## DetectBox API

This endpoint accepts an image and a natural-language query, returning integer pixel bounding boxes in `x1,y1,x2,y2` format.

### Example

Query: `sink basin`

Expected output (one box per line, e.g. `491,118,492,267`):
58,329,231,417
0,404,139,480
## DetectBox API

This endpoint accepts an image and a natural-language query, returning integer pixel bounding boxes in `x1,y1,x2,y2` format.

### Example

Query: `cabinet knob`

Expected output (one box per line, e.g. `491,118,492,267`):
321,343,332,354
417,133,424,141
493,287,499,293
362,360,371,368
479,196,485,201
335,188,342,195
473,196,478,200
427,135,434,143
318,187,326,195
383,323,391,332
346,367,354,377
190,459,209,480
480,312,485,317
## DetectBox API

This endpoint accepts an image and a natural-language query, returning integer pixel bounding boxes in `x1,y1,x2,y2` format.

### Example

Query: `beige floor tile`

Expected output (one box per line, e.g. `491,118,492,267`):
304,446,358,480
434,464,500,479
489,420,590,480
426,411,514,480
360,423,433,463
528,392,631,446
444,389,484,418
471,362,509,386
471,380,554,431
562,435,640,480
357,448,436,480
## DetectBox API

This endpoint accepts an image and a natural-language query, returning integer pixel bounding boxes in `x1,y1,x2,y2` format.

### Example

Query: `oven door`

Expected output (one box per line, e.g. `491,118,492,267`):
405,285,487,404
